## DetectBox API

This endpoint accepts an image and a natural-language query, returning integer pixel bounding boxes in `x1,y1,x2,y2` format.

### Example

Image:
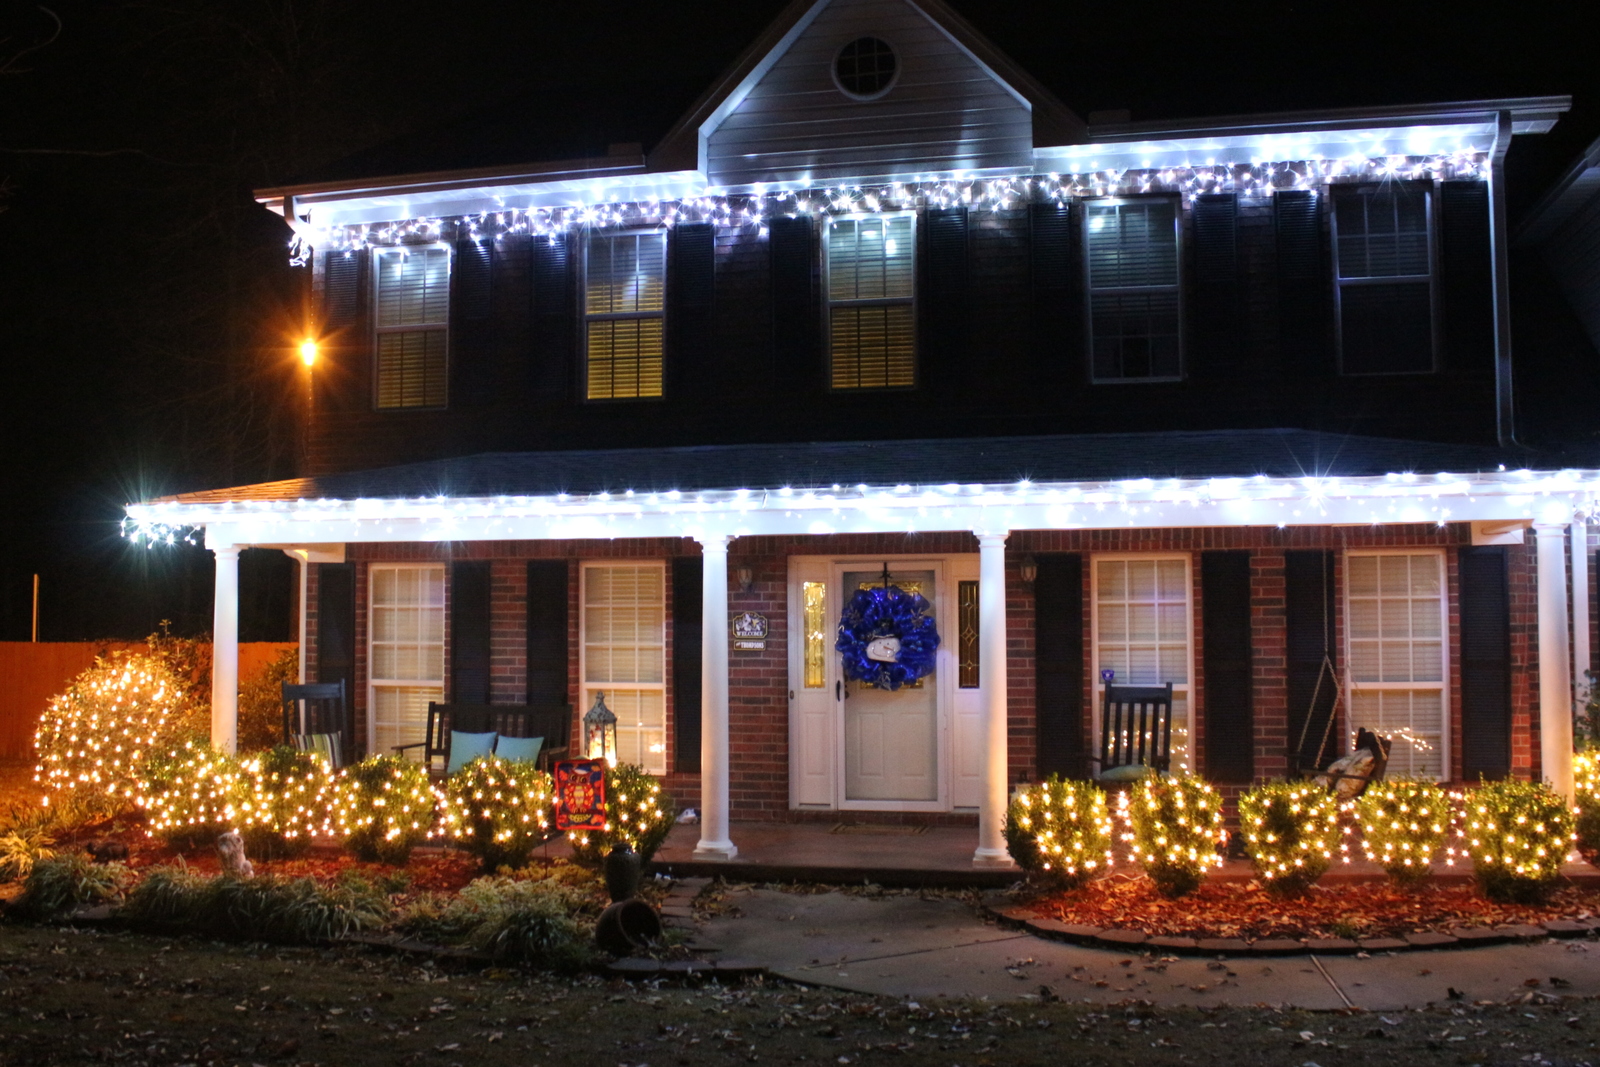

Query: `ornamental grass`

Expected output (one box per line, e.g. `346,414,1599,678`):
567,763,676,868
122,864,391,943
1122,775,1225,898
1238,780,1340,897
1458,777,1575,904
1355,776,1451,884
1003,776,1113,890
331,755,437,865
15,853,133,919
435,757,556,871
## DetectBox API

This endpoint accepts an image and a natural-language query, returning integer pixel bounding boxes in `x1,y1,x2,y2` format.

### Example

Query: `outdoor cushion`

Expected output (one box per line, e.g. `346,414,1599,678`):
447,730,498,776
293,731,343,770
1097,763,1154,784
495,735,544,765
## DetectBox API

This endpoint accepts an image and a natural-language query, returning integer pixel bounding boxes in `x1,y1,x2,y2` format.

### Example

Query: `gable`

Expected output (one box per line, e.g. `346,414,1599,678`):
693,0,1061,188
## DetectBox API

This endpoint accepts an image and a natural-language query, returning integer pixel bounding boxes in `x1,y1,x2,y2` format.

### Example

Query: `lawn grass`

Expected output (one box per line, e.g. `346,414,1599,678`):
2,923,1600,1066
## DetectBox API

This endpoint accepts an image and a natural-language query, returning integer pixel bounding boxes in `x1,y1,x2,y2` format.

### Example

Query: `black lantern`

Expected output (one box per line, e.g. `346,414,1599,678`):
584,691,619,764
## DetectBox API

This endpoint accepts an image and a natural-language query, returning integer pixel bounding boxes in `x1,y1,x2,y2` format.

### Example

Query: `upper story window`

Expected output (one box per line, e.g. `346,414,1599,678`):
826,213,915,390
1332,183,1435,374
1084,198,1182,382
834,37,897,99
374,245,450,409
584,229,666,400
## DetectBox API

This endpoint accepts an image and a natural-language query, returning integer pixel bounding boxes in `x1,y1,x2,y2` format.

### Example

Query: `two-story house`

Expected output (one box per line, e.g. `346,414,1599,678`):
126,0,1595,867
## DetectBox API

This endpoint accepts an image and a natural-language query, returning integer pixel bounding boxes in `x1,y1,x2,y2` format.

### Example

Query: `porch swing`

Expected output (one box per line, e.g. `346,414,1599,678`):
1293,551,1391,802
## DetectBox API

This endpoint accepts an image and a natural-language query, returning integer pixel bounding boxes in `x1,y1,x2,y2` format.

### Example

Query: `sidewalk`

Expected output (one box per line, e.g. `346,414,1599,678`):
695,885,1600,1009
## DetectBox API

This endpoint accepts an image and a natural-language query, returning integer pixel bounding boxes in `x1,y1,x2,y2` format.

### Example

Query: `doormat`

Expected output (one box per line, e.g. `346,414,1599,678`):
829,824,930,836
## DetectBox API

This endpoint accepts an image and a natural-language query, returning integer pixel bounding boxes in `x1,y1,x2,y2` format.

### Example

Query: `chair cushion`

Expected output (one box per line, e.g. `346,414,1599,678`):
495,735,544,765
294,731,343,770
447,730,499,776
1097,763,1154,784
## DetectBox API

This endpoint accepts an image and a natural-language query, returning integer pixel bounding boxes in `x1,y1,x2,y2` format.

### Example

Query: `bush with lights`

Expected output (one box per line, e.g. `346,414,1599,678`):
1003,777,1114,890
1238,780,1341,897
1355,776,1451,884
236,745,336,860
435,757,555,871
137,740,247,850
1574,748,1600,865
34,653,204,812
1459,777,1575,904
332,755,437,865
1123,775,1226,897
566,763,677,868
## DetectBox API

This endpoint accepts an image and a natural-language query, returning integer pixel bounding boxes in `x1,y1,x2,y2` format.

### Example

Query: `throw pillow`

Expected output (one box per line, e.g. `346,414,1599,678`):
447,730,499,776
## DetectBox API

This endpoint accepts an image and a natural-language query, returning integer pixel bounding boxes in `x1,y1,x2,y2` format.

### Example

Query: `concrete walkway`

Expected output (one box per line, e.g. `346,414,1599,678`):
696,886,1600,1009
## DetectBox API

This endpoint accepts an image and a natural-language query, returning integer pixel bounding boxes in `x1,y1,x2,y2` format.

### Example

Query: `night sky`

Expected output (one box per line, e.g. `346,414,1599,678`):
1,0,1595,641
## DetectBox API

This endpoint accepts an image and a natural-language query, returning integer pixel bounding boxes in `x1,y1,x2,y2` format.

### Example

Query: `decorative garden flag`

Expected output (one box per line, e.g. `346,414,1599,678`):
553,758,607,831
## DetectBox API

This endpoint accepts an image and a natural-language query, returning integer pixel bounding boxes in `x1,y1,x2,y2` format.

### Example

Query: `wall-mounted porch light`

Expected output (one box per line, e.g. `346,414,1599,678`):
299,338,319,367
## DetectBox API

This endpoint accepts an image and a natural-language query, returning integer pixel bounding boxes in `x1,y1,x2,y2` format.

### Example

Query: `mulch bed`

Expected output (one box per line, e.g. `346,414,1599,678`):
1022,874,1600,941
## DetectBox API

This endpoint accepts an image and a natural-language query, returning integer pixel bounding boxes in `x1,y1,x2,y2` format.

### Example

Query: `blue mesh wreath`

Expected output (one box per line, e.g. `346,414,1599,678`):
835,585,941,691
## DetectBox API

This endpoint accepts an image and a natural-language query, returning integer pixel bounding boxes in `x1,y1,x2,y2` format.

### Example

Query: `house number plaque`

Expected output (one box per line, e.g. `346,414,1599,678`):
731,611,769,650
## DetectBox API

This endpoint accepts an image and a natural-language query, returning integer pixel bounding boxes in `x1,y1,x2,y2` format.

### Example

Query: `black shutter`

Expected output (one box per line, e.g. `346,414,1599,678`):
922,206,968,384
668,222,715,394
1201,550,1253,781
525,560,568,705
1460,545,1511,779
323,250,361,328
450,561,492,705
1034,553,1084,777
672,556,703,772
452,239,495,405
1439,181,1494,373
1030,202,1075,386
315,563,356,699
531,234,574,399
320,250,369,413
770,215,817,390
1276,189,1330,375
1285,550,1338,772
1190,193,1240,377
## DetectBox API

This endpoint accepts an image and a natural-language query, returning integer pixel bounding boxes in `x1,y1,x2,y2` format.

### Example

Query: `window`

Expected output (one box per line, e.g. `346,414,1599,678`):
826,214,915,390
581,562,666,773
369,564,445,761
1333,183,1435,374
373,246,449,409
584,230,666,399
1085,198,1182,382
1092,556,1193,770
834,37,897,98
1345,551,1447,779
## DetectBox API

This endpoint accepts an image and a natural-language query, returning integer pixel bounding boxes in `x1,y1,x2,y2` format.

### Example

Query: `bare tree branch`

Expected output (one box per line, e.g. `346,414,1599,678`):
0,5,60,76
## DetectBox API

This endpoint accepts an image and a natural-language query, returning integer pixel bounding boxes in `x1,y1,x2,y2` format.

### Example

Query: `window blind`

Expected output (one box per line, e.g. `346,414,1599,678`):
827,214,915,389
1085,199,1181,381
585,231,666,399
373,247,450,409
1333,183,1435,374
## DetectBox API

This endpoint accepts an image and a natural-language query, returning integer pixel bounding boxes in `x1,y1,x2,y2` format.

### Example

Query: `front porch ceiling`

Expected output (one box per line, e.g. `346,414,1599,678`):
126,469,1600,549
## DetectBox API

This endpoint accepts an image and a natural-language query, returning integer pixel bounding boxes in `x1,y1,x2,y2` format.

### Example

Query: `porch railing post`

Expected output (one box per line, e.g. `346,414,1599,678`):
974,531,1014,867
211,543,241,756
1535,520,1575,800
693,533,738,860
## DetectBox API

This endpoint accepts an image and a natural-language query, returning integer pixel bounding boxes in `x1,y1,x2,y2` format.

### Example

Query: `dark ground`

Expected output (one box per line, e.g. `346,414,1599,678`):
2,923,1600,1067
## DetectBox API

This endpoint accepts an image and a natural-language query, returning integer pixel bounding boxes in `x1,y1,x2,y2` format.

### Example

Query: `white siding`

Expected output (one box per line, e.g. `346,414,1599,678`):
705,0,1034,188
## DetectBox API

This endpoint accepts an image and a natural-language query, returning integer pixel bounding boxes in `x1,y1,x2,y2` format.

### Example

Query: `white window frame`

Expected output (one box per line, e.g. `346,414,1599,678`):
579,560,668,774
1331,181,1438,375
367,562,446,759
823,211,917,390
1082,196,1184,384
1089,553,1196,773
371,243,451,410
581,226,668,401
1343,548,1450,780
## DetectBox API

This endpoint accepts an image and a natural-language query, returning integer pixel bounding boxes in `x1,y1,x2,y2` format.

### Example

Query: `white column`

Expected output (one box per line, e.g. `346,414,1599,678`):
974,532,1014,867
211,544,241,755
1536,522,1575,800
694,534,737,860
1573,520,1590,713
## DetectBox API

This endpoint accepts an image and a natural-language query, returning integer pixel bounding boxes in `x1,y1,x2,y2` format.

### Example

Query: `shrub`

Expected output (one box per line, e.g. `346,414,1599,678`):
137,740,246,850
123,866,391,942
567,763,676,868
1356,777,1451,884
1575,749,1600,865
1123,775,1225,897
1460,778,1575,903
237,648,299,754
1003,777,1113,890
237,746,335,860
15,853,133,918
0,807,58,884
331,755,436,864
397,873,596,971
1239,780,1341,896
436,758,555,871
34,652,202,811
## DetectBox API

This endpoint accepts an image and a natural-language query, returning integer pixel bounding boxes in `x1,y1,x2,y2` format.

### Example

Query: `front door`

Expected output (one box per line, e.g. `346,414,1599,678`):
840,567,938,803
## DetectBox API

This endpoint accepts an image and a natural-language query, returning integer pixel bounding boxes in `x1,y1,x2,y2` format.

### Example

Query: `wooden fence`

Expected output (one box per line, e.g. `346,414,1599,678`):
0,642,298,759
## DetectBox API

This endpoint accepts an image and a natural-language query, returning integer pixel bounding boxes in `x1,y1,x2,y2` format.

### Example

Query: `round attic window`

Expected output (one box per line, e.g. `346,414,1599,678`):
834,37,897,99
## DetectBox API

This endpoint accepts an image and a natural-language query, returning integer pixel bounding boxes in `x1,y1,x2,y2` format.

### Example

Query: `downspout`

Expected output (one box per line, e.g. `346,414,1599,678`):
1488,109,1520,448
